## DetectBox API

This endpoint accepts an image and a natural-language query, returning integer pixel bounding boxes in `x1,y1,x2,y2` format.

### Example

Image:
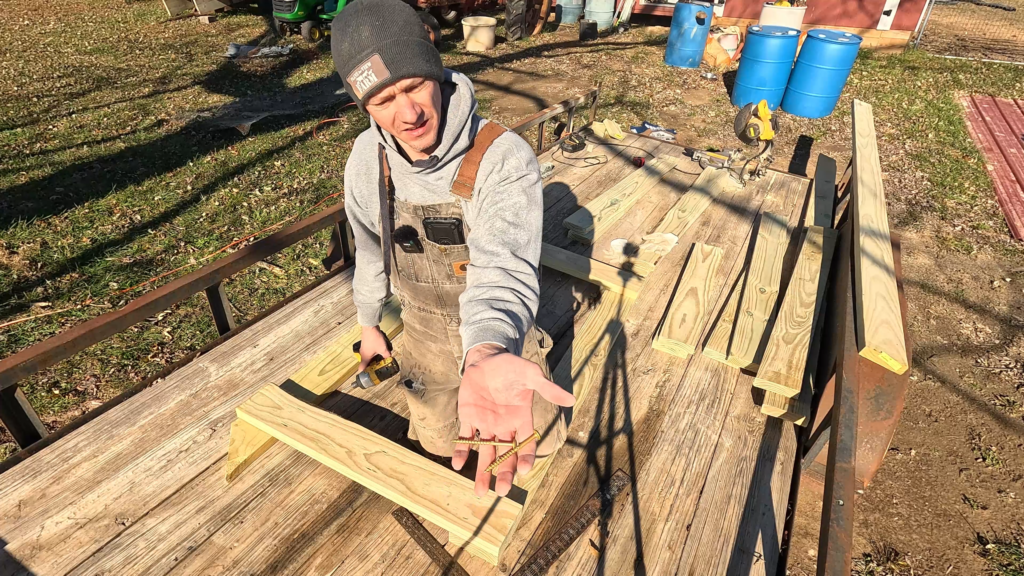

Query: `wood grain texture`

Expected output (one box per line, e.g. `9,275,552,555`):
540,243,643,299
852,99,909,375
236,385,522,566
0,271,361,575
653,243,725,358
633,167,737,275
225,295,404,481
543,171,808,576
563,151,680,243
754,226,837,398
703,212,789,370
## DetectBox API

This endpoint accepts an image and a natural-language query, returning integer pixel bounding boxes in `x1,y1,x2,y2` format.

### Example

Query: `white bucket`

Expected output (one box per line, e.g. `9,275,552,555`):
758,3,807,29
462,16,497,52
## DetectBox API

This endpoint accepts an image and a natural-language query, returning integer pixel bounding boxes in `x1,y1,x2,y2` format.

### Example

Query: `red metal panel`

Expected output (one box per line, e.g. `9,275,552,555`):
962,95,1024,240
722,0,762,20
804,0,887,29
891,0,929,31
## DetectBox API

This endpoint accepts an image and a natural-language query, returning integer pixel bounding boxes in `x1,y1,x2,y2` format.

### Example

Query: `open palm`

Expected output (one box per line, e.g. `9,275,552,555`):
453,346,575,497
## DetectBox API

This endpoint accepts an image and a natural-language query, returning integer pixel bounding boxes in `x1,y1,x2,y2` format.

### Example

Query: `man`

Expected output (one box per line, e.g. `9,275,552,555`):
331,0,573,498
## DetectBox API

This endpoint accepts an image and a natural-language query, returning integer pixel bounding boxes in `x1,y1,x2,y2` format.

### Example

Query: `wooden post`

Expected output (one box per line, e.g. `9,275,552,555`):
538,119,546,152
204,281,236,336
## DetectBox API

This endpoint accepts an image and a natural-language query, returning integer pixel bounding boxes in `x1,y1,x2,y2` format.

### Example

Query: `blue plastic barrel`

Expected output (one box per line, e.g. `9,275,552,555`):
556,0,584,24
731,25,800,110
664,1,714,69
584,0,615,30
781,29,863,118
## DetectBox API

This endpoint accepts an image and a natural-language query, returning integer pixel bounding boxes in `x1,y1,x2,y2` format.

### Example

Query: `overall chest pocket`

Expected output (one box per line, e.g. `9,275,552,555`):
423,238,470,286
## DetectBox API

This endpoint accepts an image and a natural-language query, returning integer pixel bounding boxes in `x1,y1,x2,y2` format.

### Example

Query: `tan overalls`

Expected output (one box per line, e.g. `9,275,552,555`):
376,122,567,459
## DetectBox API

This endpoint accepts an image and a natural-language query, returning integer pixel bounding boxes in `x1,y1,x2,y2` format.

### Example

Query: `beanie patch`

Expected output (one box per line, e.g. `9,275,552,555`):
347,54,392,101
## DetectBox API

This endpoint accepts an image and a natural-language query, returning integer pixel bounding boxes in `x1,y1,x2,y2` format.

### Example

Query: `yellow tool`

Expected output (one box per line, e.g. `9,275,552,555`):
735,99,777,146
350,340,401,389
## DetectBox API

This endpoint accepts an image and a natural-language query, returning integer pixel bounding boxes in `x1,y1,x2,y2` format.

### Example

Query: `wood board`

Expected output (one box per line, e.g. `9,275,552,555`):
562,151,681,244
652,243,725,358
702,212,790,370
851,99,910,375
754,226,837,398
236,385,522,566
540,243,643,299
225,295,404,481
632,167,737,276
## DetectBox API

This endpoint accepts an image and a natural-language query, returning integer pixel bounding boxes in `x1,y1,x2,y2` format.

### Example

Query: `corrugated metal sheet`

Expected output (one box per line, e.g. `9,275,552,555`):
962,95,1024,240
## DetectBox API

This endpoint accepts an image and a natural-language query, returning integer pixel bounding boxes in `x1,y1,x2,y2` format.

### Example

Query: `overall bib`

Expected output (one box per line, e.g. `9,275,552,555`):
377,122,567,459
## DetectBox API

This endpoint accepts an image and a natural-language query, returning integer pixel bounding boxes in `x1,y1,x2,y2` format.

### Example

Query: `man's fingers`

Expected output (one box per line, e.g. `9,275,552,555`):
530,375,576,407
493,434,517,497
515,428,537,476
452,421,474,472
474,442,495,498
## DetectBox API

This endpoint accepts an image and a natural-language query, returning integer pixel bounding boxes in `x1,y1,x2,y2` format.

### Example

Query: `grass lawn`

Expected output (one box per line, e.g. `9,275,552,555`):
2,0,1024,569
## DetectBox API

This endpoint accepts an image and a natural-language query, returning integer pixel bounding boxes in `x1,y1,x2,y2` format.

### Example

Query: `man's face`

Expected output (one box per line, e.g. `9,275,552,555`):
365,77,442,160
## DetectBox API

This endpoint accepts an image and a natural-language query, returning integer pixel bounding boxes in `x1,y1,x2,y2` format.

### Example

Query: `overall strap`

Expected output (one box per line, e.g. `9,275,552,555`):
450,121,507,200
377,143,395,280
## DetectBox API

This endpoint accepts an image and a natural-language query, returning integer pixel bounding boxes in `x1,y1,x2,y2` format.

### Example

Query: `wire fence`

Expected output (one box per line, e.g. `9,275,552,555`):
915,0,1024,63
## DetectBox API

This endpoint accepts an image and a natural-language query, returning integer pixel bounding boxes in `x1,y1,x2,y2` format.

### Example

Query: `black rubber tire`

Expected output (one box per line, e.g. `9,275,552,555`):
431,5,462,27
418,11,444,51
272,17,290,37
301,20,324,43
505,0,528,41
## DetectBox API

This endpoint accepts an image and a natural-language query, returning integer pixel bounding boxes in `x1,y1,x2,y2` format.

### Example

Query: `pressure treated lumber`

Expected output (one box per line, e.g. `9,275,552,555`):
236,385,522,566
852,99,909,375
540,243,642,299
632,167,738,276
754,226,836,398
702,211,789,369
225,295,404,481
563,151,680,244
763,160,839,424
652,243,724,358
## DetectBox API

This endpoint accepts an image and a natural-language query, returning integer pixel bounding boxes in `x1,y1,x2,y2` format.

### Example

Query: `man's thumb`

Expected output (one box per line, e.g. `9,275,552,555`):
531,376,576,407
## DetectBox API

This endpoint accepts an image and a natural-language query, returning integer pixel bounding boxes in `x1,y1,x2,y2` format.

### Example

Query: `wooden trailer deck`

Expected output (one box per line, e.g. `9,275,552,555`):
0,132,816,576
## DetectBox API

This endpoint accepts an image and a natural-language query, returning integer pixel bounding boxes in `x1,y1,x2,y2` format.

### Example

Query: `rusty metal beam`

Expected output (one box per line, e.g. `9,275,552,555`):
816,221,857,576
0,203,347,392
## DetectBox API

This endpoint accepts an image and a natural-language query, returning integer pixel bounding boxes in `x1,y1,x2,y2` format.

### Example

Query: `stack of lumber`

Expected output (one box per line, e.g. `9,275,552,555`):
659,99,910,428
563,151,681,245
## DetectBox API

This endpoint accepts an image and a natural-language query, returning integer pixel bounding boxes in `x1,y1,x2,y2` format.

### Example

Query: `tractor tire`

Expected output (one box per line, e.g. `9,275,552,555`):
505,0,529,41
301,20,324,43
418,11,443,51
273,17,290,37
431,5,462,27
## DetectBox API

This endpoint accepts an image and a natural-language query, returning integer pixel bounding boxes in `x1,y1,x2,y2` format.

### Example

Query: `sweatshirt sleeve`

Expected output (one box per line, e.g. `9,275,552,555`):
344,148,390,328
459,133,543,362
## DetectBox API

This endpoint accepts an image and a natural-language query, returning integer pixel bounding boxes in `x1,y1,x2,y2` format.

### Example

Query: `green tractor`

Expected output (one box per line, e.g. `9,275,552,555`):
271,0,347,43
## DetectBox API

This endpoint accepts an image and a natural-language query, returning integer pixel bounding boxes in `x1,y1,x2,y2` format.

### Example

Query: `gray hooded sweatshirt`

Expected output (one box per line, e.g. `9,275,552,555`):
344,69,543,359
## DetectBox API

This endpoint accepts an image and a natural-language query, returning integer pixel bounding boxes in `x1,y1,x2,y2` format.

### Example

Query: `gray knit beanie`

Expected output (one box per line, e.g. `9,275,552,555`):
331,0,445,112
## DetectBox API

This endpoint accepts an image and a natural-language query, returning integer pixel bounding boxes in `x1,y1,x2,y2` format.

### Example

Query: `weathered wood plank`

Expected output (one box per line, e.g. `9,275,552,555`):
226,295,404,481
540,243,643,299
632,167,737,276
653,243,725,358
513,171,782,576
754,226,837,398
562,150,681,244
702,212,789,370
548,172,809,576
236,385,522,566
851,99,909,375
0,271,361,575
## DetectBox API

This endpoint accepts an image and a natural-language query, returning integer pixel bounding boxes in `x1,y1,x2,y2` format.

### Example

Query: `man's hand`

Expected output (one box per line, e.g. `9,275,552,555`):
357,325,391,372
453,344,575,497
